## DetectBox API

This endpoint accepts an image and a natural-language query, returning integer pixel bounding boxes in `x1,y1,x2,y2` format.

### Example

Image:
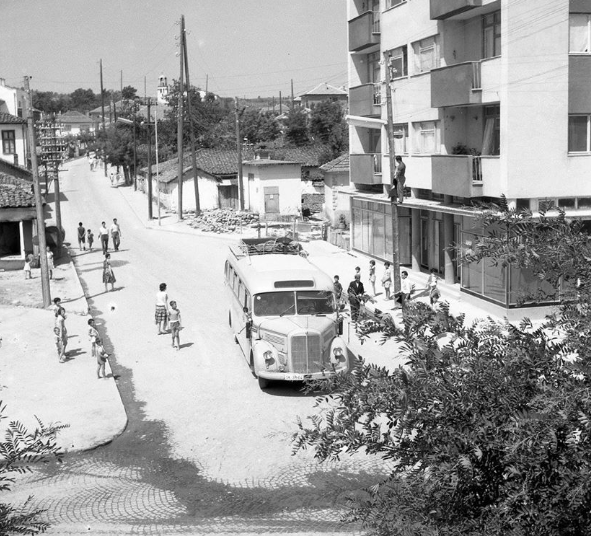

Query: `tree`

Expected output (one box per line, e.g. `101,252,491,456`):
121,86,137,100
284,108,309,146
0,402,66,534
241,109,280,144
69,88,99,113
309,100,348,157
293,203,591,535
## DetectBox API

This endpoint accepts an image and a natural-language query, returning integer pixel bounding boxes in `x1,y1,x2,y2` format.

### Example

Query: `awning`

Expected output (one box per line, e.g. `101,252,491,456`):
346,115,386,129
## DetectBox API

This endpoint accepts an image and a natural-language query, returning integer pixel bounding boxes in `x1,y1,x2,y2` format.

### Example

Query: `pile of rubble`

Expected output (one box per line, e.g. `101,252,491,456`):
187,209,259,234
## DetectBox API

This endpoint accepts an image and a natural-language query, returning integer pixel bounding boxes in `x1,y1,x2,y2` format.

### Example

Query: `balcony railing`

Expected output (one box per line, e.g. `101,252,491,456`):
430,0,482,20
349,11,381,52
349,83,381,116
432,154,493,197
350,153,383,185
373,83,381,105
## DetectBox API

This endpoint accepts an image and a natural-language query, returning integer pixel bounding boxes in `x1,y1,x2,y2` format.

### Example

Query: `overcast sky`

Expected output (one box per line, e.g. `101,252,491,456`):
0,0,348,99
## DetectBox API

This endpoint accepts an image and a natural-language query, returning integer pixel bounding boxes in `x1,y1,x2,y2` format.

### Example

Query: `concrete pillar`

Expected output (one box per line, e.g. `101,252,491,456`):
19,221,25,258
443,195,455,284
411,208,420,272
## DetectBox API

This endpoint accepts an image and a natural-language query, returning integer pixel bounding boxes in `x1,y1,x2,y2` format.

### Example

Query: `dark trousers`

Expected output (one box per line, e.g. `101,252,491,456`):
101,235,109,254
112,232,120,251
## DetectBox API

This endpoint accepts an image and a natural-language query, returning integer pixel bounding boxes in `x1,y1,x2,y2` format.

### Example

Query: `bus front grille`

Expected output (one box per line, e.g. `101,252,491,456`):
291,334,323,373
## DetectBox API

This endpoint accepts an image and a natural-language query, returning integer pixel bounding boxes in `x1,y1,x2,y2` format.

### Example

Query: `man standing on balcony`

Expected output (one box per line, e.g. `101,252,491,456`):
394,155,406,203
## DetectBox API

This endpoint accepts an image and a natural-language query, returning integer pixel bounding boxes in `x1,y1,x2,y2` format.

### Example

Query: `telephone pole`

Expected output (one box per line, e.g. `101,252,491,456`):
24,76,51,307
146,97,153,220
100,59,107,177
176,15,185,221
235,97,244,210
384,52,401,296
182,15,201,215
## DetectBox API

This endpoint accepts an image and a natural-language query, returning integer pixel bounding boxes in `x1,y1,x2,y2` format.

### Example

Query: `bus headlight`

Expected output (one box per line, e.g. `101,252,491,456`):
331,346,346,366
264,350,275,368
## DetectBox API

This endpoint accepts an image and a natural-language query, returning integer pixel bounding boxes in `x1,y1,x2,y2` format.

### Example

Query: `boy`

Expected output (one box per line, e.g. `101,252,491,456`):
95,337,109,379
24,254,32,279
333,275,343,309
87,229,94,251
169,301,182,350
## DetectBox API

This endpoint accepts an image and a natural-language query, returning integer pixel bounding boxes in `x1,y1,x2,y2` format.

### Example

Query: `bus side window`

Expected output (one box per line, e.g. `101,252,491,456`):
245,291,251,311
225,261,229,281
233,274,241,296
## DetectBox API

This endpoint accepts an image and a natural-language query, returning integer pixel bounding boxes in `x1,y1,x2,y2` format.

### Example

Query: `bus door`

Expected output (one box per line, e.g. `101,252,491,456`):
235,281,251,355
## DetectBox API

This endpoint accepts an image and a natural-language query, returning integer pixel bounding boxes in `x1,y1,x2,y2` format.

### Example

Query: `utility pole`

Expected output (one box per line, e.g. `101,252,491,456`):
182,15,201,215
146,97,153,220
235,97,244,210
383,51,401,296
100,59,107,177
205,74,208,94
291,79,294,109
24,76,51,307
120,70,123,94
176,15,185,221
279,91,282,115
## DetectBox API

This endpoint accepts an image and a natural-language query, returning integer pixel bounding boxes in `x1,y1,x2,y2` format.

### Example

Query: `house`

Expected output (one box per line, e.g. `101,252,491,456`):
0,79,28,168
298,82,348,110
56,111,97,136
320,153,350,227
0,173,36,270
347,0,591,315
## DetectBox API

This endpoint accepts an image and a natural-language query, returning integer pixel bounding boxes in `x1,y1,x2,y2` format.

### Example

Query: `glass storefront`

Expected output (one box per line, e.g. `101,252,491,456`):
351,198,411,263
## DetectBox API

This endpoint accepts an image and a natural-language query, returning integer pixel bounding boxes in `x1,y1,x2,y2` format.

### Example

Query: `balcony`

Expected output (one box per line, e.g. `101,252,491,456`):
432,155,493,197
349,83,381,117
430,0,482,20
350,153,382,185
349,11,380,52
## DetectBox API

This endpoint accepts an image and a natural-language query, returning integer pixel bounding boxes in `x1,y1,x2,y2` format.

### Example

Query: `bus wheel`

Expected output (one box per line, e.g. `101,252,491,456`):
228,311,232,327
258,376,270,390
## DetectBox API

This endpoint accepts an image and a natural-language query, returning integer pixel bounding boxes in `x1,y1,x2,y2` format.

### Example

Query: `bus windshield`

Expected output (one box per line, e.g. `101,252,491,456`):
253,291,334,316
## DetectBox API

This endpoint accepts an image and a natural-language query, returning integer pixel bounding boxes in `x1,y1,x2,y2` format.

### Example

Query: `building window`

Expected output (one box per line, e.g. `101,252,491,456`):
387,46,407,79
413,121,439,154
1,130,16,155
393,124,408,154
483,11,501,59
569,115,591,152
570,14,591,53
482,105,500,155
368,51,381,84
412,36,438,74
371,0,380,33
385,0,405,9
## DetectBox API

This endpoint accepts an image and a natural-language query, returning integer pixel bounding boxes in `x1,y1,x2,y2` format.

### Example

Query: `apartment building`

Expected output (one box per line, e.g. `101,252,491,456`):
346,0,591,310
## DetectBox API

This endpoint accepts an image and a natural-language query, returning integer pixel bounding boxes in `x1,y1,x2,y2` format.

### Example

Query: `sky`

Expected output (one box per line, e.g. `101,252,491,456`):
0,0,348,100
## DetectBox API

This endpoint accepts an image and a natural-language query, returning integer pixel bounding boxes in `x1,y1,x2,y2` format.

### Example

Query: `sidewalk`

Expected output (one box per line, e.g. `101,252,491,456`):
0,250,127,453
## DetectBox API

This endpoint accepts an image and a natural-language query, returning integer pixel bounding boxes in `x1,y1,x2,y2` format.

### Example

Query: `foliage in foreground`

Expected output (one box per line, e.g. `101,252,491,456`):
293,203,591,535
0,403,66,535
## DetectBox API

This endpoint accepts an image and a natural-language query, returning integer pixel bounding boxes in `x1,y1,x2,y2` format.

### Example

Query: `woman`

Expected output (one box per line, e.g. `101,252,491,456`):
55,307,68,363
155,283,169,335
381,261,392,300
102,253,116,292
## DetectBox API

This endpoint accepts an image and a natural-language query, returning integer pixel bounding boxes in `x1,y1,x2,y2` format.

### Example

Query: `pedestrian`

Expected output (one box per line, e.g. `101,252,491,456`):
355,266,361,277
55,306,67,362
347,274,365,322
394,270,414,309
77,222,86,251
382,261,392,300
169,300,182,350
88,318,99,359
110,218,122,251
23,254,32,279
95,336,109,379
333,275,343,309
87,228,94,251
46,246,54,280
155,283,169,335
110,172,115,185
394,155,406,203
98,222,109,254
427,268,441,306
369,260,377,296
102,253,116,292
52,297,62,316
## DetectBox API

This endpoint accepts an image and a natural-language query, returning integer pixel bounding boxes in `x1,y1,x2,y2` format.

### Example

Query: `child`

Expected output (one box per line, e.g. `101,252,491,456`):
46,246,54,280
88,318,99,358
369,260,376,296
427,268,441,306
87,229,94,251
169,300,182,350
333,275,343,309
24,254,32,279
382,261,392,300
95,336,109,379
53,327,63,360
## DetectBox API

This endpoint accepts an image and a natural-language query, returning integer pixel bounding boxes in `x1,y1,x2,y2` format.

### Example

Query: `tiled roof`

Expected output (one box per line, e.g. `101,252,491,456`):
320,153,349,172
300,83,348,97
58,111,94,124
0,173,35,208
0,159,33,179
0,112,26,124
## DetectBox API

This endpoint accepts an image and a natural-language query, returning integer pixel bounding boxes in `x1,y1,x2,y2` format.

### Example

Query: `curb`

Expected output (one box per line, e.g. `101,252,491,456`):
68,258,90,316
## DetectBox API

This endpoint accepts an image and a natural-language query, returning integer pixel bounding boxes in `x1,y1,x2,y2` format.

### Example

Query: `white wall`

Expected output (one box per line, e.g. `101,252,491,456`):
0,124,26,166
244,163,302,216
0,84,18,115
156,172,220,212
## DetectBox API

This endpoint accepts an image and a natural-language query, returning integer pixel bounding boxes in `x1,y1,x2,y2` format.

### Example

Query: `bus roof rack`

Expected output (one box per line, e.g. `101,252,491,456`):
231,237,306,258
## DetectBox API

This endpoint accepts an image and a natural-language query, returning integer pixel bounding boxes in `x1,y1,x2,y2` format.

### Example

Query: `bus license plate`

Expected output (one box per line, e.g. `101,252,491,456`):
284,373,304,381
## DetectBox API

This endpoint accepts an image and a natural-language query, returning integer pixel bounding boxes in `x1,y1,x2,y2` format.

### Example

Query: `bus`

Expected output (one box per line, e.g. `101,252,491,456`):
225,238,349,389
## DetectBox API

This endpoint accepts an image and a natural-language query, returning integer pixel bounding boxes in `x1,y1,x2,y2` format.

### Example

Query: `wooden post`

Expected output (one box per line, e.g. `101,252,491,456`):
147,97,153,220
24,76,51,307
177,15,185,221
235,97,244,210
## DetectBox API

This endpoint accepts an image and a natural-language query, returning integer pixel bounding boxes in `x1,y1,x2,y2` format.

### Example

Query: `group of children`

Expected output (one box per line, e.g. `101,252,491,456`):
24,246,55,280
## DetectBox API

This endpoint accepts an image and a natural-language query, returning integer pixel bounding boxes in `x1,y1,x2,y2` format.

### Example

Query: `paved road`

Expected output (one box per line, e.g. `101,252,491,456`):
6,158,390,535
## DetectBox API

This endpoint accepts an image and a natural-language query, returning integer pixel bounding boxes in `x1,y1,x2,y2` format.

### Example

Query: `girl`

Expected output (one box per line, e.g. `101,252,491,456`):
55,307,67,363
427,268,441,306
46,246,54,280
23,254,32,279
169,300,182,350
155,283,169,335
87,229,94,251
381,261,392,300
95,336,109,379
102,253,116,292
368,260,376,296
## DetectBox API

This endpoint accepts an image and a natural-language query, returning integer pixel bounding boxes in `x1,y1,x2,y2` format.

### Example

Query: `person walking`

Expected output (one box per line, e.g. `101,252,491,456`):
98,222,109,254
155,283,169,335
110,218,122,251
102,253,116,292
381,261,392,300
110,172,115,186
368,260,377,296
87,228,94,251
347,274,365,322
77,222,86,251
169,300,182,350
46,246,54,280
55,306,68,363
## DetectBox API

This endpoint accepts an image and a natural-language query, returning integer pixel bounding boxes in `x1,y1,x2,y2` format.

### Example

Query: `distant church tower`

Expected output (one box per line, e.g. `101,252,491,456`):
157,75,169,105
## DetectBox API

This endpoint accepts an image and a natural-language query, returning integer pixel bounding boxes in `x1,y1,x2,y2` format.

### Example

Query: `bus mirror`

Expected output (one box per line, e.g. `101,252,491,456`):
243,306,249,314
337,317,344,336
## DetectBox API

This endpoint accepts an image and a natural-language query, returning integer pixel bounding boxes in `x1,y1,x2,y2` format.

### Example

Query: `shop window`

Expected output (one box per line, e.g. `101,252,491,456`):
515,198,530,211
578,197,591,208
558,198,576,209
